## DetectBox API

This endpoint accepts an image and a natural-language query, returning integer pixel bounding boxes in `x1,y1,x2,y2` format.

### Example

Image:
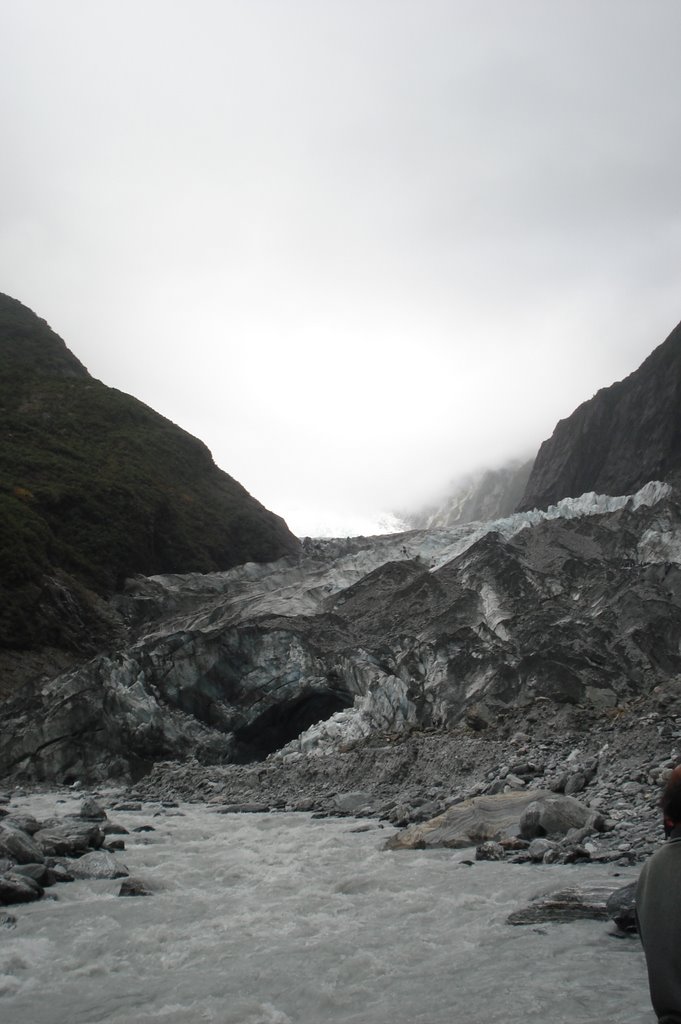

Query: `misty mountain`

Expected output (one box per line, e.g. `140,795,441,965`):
519,318,681,511
0,292,299,676
400,459,534,529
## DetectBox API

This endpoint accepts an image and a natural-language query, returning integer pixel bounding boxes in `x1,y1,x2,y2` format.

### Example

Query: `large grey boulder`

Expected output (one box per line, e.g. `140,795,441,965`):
2,814,41,835
519,795,602,839
12,863,50,885
0,825,45,864
66,851,129,880
0,872,43,905
386,790,554,850
508,883,625,925
34,820,104,856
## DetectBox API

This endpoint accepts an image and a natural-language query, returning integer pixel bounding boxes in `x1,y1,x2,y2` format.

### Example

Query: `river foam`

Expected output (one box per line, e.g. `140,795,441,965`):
0,792,654,1024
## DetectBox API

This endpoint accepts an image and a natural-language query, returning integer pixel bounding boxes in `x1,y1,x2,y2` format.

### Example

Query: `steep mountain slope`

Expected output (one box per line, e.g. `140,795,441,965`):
1,482,676,782
401,459,534,529
0,292,300,665
519,319,681,511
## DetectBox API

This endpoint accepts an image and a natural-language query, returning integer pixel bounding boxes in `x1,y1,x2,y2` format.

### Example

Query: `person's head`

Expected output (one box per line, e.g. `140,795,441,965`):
661,765,681,835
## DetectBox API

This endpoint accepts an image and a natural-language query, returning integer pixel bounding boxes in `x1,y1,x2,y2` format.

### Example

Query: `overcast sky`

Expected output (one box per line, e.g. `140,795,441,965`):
1,1,680,536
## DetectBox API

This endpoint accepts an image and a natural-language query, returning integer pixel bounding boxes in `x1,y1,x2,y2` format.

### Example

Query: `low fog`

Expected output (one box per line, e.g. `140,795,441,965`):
1,1,680,535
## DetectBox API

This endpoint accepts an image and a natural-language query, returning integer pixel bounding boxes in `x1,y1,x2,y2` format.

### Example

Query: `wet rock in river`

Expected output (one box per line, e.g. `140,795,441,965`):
118,877,152,897
606,880,638,933
0,824,46,864
214,802,270,814
66,850,129,880
79,798,107,821
508,883,624,925
34,820,104,857
0,871,43,905
101,821,129,835
46,862,74,884
12,862,50,885
2,814,41,835
475,841,505,861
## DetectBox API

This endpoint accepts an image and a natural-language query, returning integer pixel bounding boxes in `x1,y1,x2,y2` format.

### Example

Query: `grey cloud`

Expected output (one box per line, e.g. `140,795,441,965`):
1,1,680,533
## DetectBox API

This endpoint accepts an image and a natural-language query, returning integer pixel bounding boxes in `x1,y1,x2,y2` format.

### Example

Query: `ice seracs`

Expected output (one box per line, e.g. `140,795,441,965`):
1,480,679,780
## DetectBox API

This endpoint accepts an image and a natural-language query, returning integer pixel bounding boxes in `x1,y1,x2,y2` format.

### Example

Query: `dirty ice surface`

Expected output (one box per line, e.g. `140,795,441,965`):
135,481,672,630
0,792,655,1024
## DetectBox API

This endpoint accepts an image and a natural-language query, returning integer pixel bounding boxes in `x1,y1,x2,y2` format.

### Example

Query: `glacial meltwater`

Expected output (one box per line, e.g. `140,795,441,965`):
0,793,655,1024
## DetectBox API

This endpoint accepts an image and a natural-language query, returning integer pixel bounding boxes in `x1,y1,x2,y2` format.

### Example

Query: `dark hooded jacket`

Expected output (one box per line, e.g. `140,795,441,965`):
637,828,681,1023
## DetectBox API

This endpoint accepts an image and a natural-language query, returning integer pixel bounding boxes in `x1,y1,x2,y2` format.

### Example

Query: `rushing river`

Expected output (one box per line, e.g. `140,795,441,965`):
0,792,654,1024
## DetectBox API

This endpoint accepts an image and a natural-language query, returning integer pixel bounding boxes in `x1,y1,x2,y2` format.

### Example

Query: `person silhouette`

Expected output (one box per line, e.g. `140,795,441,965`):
637,765,681,1023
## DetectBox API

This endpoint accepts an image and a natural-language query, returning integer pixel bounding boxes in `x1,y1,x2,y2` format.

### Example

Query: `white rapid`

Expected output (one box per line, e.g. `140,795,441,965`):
0,792,654,1024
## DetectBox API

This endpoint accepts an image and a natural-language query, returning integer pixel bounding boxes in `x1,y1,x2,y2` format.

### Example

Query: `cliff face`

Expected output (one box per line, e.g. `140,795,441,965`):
0,292,300,666
518,319,681,511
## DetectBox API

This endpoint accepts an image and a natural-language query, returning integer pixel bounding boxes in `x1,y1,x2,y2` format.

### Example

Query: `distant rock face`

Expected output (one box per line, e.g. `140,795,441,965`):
519,319,681,511
0,292,299,677
2,482,681,782
401,459,534,529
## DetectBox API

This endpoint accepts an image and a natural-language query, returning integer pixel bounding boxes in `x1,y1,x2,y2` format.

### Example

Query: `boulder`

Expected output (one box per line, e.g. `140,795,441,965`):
101,822,129,835
34,820,104,856
0,825,46,864
118,877,152,897
385,790,554,850
564,773,586,795
475,841,505,861
519,795,602,839
46,862,74,884
0,872,43,905
12,863,50,885
528,838,557,862
66,851,129,880
334,792,374,815
563,824,597,845
606,881,638,933
79,798,107,821
2,814,41,835
508,883,625,925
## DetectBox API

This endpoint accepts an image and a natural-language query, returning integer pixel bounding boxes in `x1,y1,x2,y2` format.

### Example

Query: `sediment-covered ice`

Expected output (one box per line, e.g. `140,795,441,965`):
134,481,673,627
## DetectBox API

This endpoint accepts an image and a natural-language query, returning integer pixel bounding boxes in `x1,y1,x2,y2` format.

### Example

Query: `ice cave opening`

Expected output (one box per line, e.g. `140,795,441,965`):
233,690,353,763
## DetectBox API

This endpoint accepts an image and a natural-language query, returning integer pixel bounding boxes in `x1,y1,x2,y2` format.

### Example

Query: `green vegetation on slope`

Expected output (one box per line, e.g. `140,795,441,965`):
0,292,299,650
